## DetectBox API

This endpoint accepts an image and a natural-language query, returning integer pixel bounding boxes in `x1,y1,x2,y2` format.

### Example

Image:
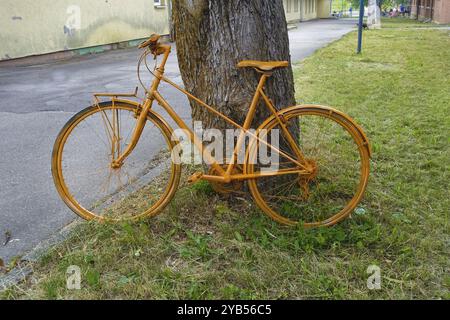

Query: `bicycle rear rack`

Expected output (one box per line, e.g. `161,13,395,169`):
93,86,139,101
92,86,143,115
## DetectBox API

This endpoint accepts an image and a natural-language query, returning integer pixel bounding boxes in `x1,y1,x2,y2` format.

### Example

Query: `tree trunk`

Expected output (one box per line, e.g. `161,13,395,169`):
172,0,296,131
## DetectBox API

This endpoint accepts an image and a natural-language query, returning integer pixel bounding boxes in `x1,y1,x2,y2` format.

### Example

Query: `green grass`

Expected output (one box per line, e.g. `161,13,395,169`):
2,22,449,300
379,16,450,28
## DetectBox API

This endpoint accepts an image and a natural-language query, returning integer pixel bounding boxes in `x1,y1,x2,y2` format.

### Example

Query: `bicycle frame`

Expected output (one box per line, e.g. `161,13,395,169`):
109,44,310,184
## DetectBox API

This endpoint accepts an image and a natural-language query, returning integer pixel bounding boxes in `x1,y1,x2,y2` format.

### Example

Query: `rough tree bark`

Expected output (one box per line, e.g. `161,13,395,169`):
172,0,296,131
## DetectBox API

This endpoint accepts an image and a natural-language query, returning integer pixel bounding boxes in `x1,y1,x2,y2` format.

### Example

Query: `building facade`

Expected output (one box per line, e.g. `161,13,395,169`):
1,0,334,61
0,0,171,60
410,0,450,24
284,0,332,23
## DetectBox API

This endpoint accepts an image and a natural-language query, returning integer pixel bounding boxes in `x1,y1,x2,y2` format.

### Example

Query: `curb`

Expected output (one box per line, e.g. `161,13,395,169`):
0,219,81,292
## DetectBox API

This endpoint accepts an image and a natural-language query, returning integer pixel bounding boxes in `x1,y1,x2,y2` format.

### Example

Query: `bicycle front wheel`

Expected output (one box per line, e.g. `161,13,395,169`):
246,105,370,227
52,101,181,222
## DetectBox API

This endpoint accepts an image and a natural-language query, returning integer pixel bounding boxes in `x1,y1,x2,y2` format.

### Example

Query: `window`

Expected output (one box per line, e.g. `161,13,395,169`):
154,0,168,8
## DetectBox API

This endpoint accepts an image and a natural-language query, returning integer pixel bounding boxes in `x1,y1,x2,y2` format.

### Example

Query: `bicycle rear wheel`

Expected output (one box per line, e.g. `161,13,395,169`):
246,105,370,227
52,101,181,221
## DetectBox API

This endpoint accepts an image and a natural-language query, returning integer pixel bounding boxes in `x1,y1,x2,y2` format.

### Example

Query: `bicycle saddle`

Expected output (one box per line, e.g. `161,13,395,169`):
237,60,289,72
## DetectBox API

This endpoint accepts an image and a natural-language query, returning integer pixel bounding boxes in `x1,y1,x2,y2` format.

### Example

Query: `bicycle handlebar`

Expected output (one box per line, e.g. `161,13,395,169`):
138,34,160,49
138,34,170,57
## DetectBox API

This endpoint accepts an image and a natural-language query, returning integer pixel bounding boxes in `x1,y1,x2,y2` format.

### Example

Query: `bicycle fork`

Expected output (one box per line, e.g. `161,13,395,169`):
111,46,171,169
111,76,163,169
110,97,154,168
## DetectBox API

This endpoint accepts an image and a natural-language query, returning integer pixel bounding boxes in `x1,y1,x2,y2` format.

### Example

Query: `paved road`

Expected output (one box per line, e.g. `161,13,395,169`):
0,19,356,263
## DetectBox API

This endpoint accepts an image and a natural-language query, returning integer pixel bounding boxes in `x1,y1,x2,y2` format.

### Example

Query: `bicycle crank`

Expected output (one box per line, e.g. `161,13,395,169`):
208,164,243,195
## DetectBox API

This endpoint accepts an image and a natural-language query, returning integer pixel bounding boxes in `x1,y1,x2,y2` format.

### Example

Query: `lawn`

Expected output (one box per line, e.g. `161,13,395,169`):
2,21,449,299
379,16,450,28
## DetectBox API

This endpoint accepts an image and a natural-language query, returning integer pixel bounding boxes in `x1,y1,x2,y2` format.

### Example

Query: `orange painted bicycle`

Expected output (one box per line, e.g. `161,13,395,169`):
52,34,371,227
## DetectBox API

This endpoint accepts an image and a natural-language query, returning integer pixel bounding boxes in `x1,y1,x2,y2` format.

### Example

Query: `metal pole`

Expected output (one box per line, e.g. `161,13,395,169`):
357,0,365,54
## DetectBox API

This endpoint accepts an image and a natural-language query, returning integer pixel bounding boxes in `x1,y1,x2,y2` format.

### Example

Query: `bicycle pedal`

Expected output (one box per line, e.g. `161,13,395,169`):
187,172,203,184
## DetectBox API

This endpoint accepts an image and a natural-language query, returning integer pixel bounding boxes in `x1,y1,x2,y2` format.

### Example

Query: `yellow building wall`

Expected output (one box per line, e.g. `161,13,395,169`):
0,0,170,60
284,0,302,23
301,0,318,21
284,0,331,22
317,0,332,18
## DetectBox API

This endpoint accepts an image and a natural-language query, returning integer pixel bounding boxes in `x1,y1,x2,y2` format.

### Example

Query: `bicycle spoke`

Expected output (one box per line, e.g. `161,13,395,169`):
84,116,111,152
248,108,369,226
55,104,180,221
